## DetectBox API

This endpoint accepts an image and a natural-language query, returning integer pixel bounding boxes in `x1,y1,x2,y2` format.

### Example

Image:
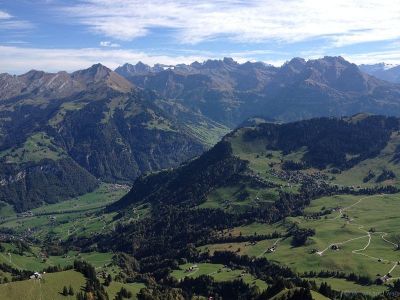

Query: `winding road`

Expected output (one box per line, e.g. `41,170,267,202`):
315,194,399,278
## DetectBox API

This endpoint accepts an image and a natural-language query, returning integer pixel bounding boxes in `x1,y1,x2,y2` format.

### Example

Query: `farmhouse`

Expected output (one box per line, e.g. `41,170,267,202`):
185,265,199,273
30,272,43,280
18,211,33,218
377,274,391,284
331,244,340,251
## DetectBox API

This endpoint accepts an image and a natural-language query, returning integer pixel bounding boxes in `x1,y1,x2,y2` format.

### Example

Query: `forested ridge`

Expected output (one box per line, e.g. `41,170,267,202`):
242,115,399,169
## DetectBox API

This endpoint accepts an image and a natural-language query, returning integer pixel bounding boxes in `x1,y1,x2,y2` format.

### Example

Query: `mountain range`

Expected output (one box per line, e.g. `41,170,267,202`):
116,56,400,125
0,64,228,211
360,63,400,83
2,56,400,211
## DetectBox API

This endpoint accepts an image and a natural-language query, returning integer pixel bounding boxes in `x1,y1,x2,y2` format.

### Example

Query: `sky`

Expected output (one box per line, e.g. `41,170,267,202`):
0,0,400,74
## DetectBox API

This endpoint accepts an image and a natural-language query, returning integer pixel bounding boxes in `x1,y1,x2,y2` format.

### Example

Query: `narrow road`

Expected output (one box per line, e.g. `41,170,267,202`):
316,193,399,275
316,234,369,256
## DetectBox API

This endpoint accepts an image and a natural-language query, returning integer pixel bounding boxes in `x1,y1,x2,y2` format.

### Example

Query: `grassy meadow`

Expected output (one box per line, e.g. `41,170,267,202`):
198,192,400,293
171,263,268,291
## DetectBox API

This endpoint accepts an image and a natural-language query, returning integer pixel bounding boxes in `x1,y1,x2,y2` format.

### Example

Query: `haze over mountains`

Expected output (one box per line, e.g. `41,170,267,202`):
2,55,400,210
116,56,400,125
360,63,400,84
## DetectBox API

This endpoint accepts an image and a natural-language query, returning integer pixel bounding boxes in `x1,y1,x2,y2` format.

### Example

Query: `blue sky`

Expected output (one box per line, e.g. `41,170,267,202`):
1,0,400,74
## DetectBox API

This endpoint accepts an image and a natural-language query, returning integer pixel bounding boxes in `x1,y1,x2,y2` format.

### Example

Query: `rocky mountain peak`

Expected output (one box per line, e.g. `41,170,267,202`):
73,63,134,92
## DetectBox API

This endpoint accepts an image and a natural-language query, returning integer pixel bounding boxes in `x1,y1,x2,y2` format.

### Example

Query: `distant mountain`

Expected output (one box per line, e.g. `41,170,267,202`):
359,63,400,83
116,56,400,126
0,64,133,101
0,64,228,211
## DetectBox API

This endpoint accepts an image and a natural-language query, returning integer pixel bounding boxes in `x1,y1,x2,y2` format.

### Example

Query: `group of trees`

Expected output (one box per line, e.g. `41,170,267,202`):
0,262,31,282
73,260,109,300
304,270,374,286
282,160,307,171
211,231,283,245
103,274,113,287
62,285,74,296
290,226,315,247
376,169,396,183
0,157,100,212
114,287,133,300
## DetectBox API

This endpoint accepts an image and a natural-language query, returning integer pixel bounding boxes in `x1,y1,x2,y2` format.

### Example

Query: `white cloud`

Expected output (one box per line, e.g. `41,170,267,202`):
0,10,12,20
100,41,121,48
0,44,296,74
344,50,400,65
0,46,215,74
62,0,400,46
3,40,29,44
1,45,400,75
0,43,293,74
0,10,33,31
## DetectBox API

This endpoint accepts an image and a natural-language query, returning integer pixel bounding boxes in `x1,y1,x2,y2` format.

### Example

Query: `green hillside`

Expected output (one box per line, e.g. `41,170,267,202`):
0,270,85,300
3,115,400,299
0,269,145,300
